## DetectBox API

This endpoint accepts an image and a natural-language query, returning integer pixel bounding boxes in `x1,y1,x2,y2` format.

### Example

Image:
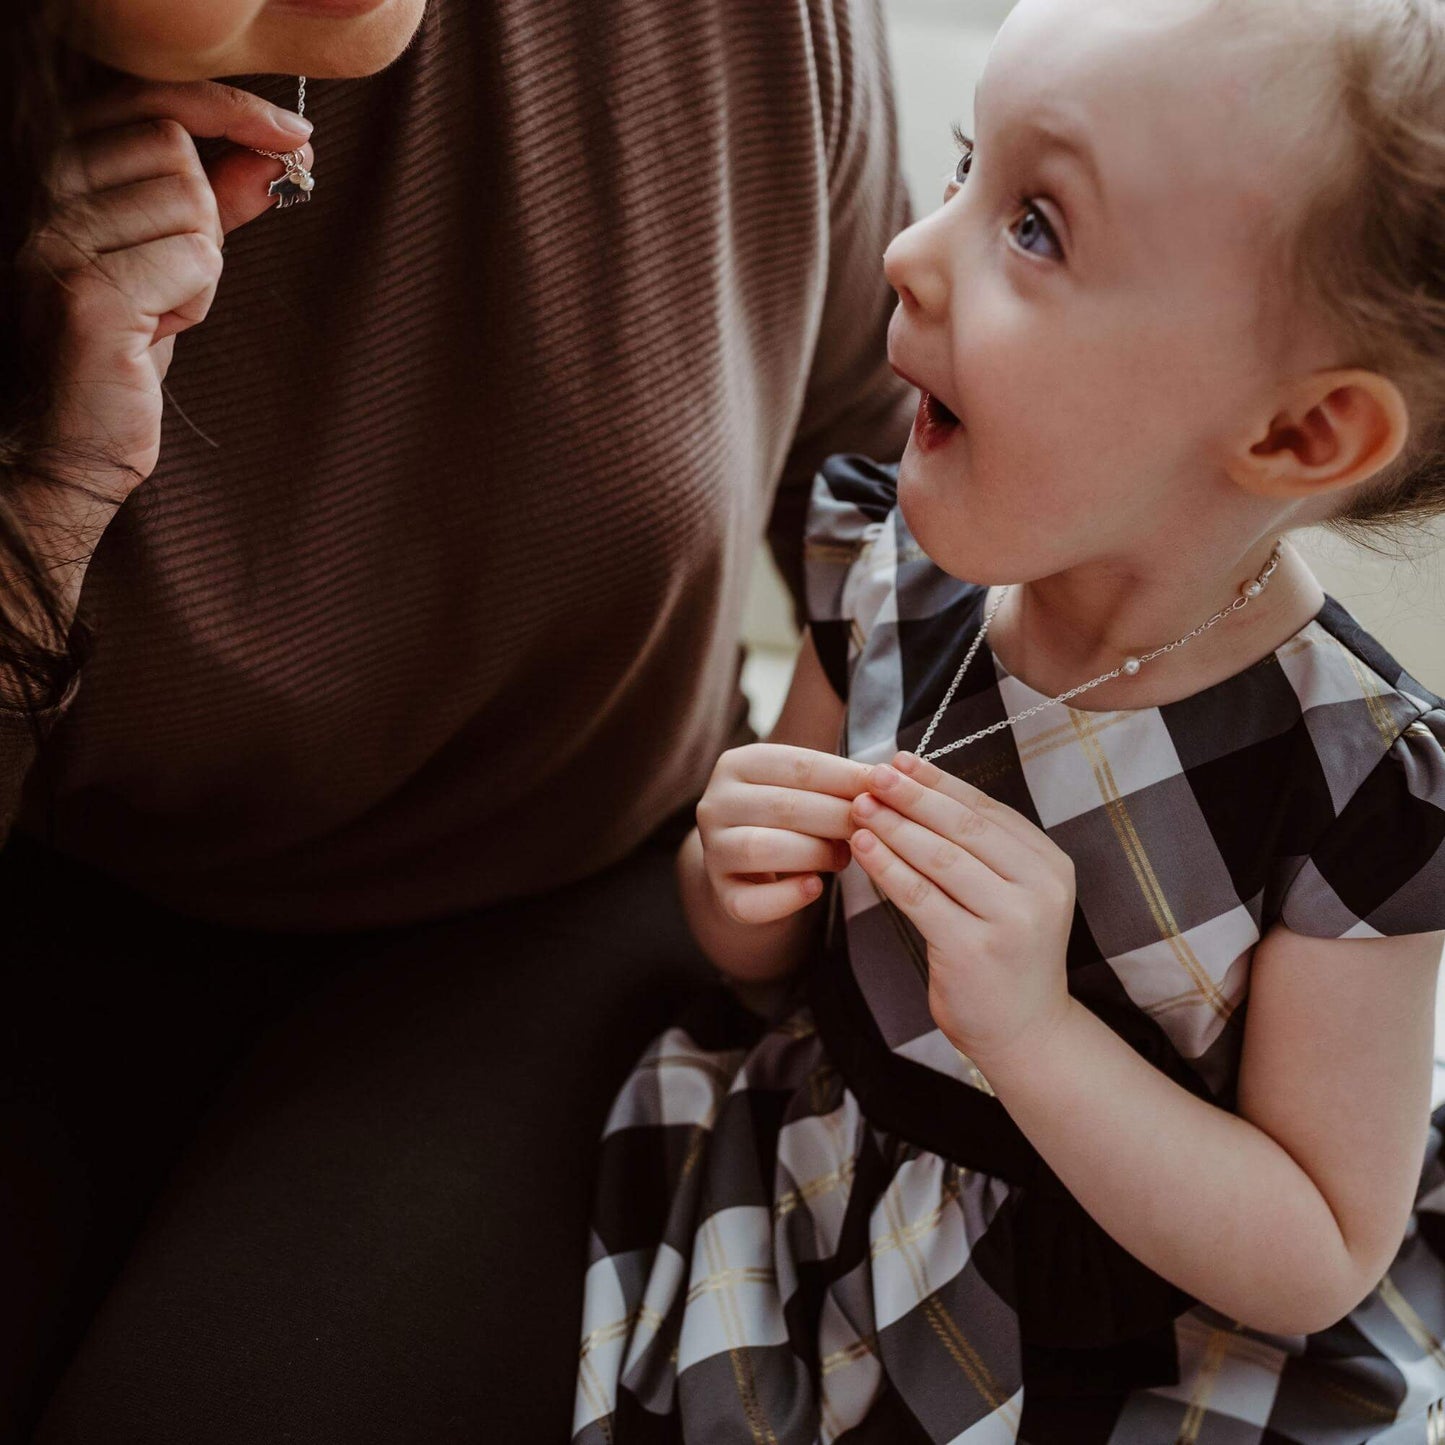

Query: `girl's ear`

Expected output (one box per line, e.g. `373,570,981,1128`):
1226,368,1410,502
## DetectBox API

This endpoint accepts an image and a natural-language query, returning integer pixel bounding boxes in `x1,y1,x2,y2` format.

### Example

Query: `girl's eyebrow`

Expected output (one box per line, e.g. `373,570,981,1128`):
1015,116,1111,222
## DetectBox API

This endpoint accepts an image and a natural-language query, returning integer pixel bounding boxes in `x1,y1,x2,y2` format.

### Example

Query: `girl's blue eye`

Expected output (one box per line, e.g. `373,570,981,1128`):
1012,203,1062,261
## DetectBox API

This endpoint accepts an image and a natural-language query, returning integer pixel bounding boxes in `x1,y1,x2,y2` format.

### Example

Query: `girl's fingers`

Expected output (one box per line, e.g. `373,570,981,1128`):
849,799,996,916
702,783,857,842
851,828,974,943
69,79,313,157
715,826,851,877
892,752,1056,858
718,873,824,926
860,762,1038,883
730,743,873,801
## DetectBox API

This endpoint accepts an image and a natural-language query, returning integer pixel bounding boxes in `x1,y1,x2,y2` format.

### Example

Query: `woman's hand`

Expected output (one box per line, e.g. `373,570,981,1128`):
848,749,1076,1069
12,81,314,621
695,742,863,926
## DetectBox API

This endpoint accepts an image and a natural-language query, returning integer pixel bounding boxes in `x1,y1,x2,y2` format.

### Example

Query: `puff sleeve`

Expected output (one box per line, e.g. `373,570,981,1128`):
1280,707,1445,939
801,454,899,704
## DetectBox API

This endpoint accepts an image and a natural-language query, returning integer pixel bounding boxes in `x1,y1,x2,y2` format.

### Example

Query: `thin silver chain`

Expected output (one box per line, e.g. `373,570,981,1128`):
251,76,311,168
916,542,1285,763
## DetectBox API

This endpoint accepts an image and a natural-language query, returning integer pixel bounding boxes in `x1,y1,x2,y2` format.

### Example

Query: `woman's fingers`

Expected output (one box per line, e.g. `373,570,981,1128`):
69,79,313,157
42,172,223,260
58,232,224,353
205,145,315,233
50,118,314,243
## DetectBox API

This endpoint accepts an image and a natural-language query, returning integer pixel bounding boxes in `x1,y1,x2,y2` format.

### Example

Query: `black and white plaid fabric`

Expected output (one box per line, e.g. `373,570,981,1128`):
572,455,1445,1443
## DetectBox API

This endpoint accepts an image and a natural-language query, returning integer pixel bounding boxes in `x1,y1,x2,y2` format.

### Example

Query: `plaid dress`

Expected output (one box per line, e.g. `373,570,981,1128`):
573,455,1445,1444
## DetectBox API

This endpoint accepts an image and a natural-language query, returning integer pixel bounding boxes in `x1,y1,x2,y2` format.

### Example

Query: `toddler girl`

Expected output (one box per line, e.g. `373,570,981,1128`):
573,0,1445,1437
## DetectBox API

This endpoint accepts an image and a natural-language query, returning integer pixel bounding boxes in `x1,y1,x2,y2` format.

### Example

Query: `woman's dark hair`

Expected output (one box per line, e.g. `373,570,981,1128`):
0,0,102,726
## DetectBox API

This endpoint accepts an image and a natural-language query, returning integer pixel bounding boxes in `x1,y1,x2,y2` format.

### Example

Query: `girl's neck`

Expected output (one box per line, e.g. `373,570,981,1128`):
982,539,1326,714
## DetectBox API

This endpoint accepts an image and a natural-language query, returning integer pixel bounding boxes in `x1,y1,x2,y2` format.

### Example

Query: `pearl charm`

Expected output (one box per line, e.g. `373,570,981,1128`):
1242,580,1263,598
1122,657,1142,676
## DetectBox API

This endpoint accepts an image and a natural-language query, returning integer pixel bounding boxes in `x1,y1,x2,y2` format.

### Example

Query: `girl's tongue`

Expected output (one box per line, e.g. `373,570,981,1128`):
914,390,962,453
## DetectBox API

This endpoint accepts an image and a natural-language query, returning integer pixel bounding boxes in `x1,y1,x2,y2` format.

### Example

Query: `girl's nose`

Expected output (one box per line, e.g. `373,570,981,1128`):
883,215,950,316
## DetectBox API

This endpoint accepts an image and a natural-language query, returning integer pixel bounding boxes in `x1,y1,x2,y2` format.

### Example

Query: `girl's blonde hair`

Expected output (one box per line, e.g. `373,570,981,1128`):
1257,0,1445,544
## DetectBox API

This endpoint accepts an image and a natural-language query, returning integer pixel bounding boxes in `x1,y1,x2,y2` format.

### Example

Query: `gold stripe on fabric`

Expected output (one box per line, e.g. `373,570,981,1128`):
1330,634,1399,747
574,1354,617,1445
774,1157,857,1220
685,1265,777,1304
802,541,867,564
1308,1373,1397,1423
869,1174,963,1260
820,1334,879,1375
1176,1325,1230,1443
806,1059,836,1116
634,1052,737,1084
698,1222,779,1445
922,1297,1020,1424
1428,1397,1445,1445
680,1124,709,1182
1068,710,1235,1021
1014,708,1133,764
1380,1274,1445,1371
578,1305,667,1360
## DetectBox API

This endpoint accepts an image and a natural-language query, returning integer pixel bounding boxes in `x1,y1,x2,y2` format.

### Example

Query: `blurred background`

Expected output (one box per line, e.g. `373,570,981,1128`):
740,0,1445,734
739,0,1445,1083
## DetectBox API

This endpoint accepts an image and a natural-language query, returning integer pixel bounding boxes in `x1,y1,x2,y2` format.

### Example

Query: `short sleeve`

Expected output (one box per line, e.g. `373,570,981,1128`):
802,454,899,703
1280,707,1445,939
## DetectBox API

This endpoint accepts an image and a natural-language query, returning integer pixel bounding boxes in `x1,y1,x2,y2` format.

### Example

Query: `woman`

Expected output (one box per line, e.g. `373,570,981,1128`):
0,0,914,1437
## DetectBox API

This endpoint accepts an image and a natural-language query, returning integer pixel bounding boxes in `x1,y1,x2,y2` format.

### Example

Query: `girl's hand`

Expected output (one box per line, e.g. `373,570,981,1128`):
848,750,1076,1069
695,742,863,926
12,81,313,627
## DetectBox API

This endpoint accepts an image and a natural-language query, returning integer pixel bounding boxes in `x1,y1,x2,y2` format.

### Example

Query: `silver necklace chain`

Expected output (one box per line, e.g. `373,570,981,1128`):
916,542,1285,763
249,76,315,204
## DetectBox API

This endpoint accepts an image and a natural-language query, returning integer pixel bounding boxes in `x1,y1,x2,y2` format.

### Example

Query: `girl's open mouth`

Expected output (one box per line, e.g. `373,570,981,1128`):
913,390,962,453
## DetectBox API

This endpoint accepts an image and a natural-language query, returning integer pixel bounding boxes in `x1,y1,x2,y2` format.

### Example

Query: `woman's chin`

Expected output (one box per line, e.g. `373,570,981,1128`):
72,0,428,82
246,0,428,77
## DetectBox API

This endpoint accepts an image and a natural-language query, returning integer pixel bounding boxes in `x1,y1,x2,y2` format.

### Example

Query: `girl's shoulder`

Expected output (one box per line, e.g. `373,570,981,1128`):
1268,599,1445,941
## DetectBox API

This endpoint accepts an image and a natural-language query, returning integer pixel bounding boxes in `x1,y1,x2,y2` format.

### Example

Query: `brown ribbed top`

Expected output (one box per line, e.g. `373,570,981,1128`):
3,0,913,929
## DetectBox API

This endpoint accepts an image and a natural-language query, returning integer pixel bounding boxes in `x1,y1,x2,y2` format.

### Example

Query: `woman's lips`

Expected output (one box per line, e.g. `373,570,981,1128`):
912,390,963,454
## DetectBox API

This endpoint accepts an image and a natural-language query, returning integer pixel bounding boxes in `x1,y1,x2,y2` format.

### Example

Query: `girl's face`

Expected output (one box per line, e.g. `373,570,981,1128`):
70,0,428,79
885,0,1334,585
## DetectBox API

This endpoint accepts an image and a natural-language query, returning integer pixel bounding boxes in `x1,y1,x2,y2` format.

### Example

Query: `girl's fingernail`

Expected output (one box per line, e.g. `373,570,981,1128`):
803,875,822,898
895,752,919,773
853,830,876,853
854,793,879,817
277,111,314,137
871,765,898,791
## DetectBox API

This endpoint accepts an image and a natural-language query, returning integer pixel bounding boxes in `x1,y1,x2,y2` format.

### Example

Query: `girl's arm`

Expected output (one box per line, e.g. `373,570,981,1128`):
677,627,857,984
844,748,1443,1336
980,922,1442,1335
